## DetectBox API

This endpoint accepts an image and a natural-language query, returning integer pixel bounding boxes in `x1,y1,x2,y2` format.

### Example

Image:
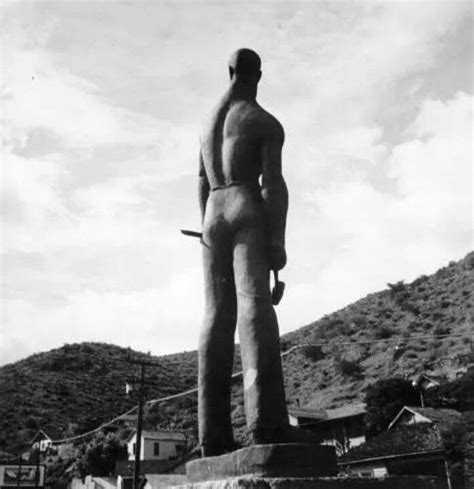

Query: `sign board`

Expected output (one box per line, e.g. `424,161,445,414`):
0,465,44,487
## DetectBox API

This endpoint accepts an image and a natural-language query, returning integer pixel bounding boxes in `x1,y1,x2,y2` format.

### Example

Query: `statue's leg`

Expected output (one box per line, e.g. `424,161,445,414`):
233,226,289,432
199,231,237,456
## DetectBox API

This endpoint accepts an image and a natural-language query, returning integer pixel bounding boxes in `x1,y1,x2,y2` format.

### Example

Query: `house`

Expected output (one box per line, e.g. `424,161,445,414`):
339,406,464,488
30,430,54,452
412,374,442,392
388,406,461,430
115,444,199,478
288,403,366,455
126,431,187,462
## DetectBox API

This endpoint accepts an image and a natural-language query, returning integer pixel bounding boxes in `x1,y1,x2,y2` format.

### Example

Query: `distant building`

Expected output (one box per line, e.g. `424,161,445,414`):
339,406,464,488
388,406,461,430
126,431,187,462
412,374,442,392
29,430,54,452
288,403,366,455
115,443,199,478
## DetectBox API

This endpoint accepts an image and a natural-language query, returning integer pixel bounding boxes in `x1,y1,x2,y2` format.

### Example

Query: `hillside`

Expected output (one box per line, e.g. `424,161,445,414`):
1,252,473,454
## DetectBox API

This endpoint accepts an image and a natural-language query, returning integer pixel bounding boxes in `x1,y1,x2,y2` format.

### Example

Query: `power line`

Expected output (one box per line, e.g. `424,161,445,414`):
49,330,472,445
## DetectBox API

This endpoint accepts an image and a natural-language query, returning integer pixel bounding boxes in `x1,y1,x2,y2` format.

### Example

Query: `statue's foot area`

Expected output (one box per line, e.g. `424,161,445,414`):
201,441,239,457
251,424,320,445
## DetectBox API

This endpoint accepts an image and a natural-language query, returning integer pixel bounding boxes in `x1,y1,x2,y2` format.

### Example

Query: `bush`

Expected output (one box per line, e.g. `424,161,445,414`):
350,314,367,328
336,358,362,378
433,324,451,336
387,281,407,294
375,324,394,339
300,345,325,362
25,417,39,430
425,372,474,411
74,432,128,478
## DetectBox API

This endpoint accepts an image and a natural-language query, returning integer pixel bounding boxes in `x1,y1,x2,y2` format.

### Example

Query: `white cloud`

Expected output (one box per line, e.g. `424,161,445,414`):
0,266,203,365
2,46,160,150
288,92,473,326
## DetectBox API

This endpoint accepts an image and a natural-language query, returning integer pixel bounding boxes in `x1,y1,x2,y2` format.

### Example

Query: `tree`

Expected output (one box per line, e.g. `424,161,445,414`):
364,376,420,437
74,432,128,478
425,371,474,411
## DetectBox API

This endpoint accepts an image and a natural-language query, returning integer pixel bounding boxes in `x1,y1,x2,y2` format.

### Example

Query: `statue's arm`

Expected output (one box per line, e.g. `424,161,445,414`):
261,122,288,271
198,149,210,224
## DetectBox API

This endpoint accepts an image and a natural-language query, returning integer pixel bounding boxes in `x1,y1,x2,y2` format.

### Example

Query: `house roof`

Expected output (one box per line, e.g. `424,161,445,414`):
325,403,366,420
127,430,186,442
288,403,366,422
30,429,52,444
412,374,443,388
288,407,326,420
339,422,444,464
388,406,462,430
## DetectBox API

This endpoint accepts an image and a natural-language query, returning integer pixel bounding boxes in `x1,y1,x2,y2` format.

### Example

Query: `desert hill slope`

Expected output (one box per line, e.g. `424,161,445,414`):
1,252,472,453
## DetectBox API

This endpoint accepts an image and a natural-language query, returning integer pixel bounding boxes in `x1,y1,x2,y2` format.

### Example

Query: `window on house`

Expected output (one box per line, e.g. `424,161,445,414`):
176,444,185,454
154,442,160,456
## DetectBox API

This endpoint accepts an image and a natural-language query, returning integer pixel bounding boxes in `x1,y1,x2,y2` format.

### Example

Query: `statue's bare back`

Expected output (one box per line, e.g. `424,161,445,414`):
201,100,283,190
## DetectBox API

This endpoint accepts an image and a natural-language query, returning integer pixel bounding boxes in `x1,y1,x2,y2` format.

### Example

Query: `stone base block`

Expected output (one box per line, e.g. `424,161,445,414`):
186,444,337,482
171,475,443,489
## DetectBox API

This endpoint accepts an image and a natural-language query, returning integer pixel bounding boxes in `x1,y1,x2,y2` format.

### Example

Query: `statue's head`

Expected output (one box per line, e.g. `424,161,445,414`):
228,48,262,84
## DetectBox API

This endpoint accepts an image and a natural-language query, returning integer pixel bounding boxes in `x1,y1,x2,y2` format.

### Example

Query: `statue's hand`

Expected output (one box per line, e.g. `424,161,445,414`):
268,242,287,271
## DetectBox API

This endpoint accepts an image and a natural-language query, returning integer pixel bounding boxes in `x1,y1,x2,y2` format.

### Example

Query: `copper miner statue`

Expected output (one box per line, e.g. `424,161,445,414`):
196,48,315,457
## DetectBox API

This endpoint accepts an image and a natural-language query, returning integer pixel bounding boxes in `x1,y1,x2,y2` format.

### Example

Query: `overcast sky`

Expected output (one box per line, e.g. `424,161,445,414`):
1,1,472,366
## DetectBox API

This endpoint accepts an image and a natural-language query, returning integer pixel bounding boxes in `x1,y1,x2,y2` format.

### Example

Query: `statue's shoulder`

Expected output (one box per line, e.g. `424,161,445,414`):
256,105,285,142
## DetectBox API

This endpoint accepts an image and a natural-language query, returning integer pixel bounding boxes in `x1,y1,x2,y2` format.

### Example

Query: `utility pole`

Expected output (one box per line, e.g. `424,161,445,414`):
16,454,22,489
127,356,161,489
34,448,40,489
132,363,146,489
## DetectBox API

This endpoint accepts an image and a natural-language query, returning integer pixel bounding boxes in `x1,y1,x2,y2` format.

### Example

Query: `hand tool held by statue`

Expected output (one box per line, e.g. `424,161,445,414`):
196,48,317,457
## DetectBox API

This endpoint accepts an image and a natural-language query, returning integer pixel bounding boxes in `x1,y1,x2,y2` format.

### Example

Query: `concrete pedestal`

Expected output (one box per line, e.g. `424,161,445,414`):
186,444,337,482
171,475,443,488
164,445,443,489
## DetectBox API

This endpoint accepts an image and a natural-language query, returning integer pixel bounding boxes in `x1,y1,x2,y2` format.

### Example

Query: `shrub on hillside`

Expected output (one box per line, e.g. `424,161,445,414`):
387,281,407,294
300,345,325,362
24,417,39,430
374,324,395,339
433,324,451,336
352,314,367,327
336,358,362,378
412,274,429,287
